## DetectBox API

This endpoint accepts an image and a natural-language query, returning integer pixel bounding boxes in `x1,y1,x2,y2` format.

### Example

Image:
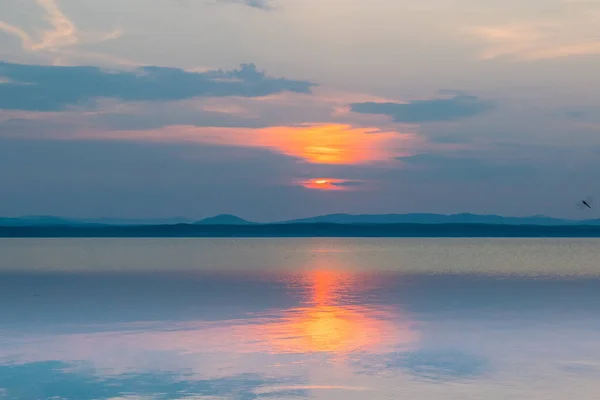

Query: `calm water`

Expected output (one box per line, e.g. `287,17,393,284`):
1,238,600,399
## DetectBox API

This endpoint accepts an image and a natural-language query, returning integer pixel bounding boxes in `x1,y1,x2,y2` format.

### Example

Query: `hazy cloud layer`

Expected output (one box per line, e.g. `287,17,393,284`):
0,61,314,111
350,95,493,123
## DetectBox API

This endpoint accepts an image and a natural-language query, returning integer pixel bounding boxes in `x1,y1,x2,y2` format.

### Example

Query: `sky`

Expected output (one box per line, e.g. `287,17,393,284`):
1,0,600,221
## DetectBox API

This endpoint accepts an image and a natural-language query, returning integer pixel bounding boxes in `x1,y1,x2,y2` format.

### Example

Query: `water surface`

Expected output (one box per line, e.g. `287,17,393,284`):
1,238,600,399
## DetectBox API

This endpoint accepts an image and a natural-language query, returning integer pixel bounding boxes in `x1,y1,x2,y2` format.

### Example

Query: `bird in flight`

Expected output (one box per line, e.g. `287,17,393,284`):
578,196,593,209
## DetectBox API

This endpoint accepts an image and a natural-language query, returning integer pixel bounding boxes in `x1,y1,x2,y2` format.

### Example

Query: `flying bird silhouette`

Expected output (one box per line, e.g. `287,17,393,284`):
577,196,593,210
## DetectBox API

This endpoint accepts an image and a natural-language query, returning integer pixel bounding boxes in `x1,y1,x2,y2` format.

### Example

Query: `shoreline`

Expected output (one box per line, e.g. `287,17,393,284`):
4,222,600,238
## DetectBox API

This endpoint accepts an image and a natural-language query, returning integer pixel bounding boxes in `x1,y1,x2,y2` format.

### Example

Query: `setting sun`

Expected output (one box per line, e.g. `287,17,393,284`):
299,178,361,191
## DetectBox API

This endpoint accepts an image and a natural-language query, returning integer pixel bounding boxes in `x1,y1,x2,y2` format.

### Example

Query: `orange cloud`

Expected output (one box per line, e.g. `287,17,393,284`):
254,124,414,164
75,123,422,165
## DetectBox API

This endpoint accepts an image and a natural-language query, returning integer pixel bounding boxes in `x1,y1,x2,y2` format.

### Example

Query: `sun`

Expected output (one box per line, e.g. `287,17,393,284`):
297,178,363,191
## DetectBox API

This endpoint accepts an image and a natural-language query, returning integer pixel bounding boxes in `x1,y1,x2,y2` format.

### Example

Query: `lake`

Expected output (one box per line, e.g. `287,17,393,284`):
1,238,600,399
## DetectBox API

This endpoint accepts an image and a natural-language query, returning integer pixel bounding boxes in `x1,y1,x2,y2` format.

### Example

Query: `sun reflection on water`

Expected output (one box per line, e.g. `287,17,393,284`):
0,255,419,374
253,267,418,356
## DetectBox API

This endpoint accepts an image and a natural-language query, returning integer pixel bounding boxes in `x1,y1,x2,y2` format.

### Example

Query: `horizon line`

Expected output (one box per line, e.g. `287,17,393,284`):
0,211,597,223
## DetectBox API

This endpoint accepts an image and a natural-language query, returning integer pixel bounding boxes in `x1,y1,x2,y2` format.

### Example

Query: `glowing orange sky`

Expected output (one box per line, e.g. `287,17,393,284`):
82,123,422,165
258,124,383,164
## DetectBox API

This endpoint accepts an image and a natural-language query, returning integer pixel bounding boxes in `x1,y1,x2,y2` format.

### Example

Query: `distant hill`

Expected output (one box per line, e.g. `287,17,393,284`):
85,217,192,225
0,216,95,226
195,214,254,225
283,213,595,226
3,213,600,227
0,216,191,226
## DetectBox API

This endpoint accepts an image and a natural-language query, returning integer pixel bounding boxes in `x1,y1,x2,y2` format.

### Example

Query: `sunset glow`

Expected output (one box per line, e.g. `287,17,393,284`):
77,123,421,165
254,124,414,165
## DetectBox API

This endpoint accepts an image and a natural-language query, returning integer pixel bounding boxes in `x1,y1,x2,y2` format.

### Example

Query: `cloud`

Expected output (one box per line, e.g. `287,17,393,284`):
0,86,400,133
472,26,600,61
0,0,123,65
467,1,600,61
350,95,493,123
0,61,315,111
0,0,77,52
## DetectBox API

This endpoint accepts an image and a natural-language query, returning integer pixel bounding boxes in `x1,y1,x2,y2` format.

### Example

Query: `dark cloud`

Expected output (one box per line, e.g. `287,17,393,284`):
350,94,493,123
0,62,315,111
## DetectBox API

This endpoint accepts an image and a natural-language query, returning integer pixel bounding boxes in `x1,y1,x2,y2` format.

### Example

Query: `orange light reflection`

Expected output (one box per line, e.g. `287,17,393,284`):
27,265,418,365
253,266,417,356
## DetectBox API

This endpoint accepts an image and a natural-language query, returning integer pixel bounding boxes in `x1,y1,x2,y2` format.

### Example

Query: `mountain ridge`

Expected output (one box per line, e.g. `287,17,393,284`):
2,212,599,227
195,214,253,225
281,213,583,225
